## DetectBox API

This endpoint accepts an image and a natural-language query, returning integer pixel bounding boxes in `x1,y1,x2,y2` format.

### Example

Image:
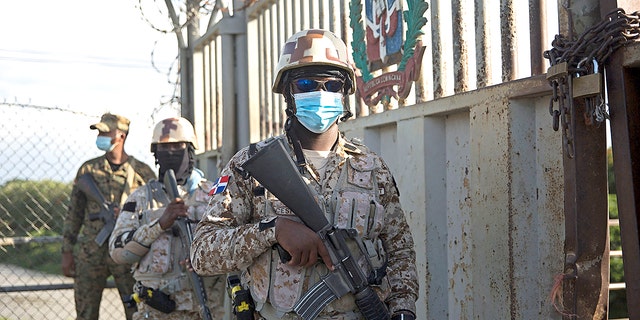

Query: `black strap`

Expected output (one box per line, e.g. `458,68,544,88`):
284,118,307,174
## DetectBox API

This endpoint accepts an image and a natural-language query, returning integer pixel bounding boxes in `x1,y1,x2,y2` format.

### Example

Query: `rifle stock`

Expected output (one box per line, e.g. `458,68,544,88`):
163,169,213,320
75,174,116,246
240,138,390,320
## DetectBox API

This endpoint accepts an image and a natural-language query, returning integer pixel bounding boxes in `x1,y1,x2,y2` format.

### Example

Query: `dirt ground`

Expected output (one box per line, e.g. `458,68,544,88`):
0,264,126,320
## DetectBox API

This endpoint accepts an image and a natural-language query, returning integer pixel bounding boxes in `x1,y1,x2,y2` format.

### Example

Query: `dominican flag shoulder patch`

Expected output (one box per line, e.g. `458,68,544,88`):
209,175,230,196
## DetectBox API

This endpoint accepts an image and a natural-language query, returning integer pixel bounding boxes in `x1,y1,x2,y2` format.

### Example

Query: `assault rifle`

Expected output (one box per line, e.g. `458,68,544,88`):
76,173,117,246
240,138,390,320
163,169,213,320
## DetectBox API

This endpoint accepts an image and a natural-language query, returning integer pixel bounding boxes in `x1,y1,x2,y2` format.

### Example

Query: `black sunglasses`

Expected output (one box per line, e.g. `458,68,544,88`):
293,78,345,93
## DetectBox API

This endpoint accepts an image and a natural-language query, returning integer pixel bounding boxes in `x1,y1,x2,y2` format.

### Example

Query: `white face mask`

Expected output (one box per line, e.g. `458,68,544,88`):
293,91,344,133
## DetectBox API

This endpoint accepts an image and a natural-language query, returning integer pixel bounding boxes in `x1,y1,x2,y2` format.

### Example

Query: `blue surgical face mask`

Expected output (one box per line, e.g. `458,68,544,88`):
96,136,115,152
293,91,344,134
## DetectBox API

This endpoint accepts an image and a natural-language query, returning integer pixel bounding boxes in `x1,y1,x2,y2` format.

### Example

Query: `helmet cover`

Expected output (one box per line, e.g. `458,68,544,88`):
150,117,198,151
272,29,356,94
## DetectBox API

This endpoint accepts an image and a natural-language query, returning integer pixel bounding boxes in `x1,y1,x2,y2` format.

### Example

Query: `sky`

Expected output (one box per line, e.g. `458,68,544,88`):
0,0,183,180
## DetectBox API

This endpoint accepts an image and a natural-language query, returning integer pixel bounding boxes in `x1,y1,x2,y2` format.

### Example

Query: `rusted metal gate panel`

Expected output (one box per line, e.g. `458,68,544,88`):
606,41,640,320
339,76,564,319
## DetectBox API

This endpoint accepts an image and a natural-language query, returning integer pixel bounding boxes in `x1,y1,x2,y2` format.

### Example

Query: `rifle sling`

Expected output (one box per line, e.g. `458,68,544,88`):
120,158,137,208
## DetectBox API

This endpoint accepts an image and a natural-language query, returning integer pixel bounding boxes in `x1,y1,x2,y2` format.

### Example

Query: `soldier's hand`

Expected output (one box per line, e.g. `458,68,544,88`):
159,198,188,230
61,252,75,278
275,218,333,269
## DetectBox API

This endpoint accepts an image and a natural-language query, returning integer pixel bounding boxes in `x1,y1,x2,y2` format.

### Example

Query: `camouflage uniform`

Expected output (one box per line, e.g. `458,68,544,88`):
191,135,418,320
109,173,226,320
62,155,156,320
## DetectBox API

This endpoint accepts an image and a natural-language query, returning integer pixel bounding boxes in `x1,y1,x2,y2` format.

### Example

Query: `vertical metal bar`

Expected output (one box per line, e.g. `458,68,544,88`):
310,0,319,29
475,0,491,88
500,0,516,81
606,45,640,320
431,0,445,98
328,0,339,34
301,1,310,30
561,101,609,320
203,44,212,150
258,15,266,139
529,0,546,75
559,1,609,319
341,0,358,117
452,0,469,93
270,5,280,136
221,31,236,163
291,0,299,34
183,0,201,120
207,42,218,150
415,0,432,102
267,5,275,137
215,36,223,150
284,0,292,37
275,3,285,136
235,15,249,150
318,0,328,30
276,0,285,137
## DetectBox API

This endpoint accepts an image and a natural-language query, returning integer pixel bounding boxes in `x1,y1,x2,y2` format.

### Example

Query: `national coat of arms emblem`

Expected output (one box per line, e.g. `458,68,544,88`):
350,0,429,109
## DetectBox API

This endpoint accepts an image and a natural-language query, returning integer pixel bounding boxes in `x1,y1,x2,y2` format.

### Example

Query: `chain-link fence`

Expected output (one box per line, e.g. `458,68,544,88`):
0,104,158,320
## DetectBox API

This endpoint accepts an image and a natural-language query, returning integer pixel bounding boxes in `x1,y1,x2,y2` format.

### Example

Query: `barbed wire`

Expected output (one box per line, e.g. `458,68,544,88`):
0,100,99,117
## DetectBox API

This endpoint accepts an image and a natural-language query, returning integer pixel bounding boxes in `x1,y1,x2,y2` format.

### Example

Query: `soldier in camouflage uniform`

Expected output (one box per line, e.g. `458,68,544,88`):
191,29,418,320
62,113,157,320
109,117,226,320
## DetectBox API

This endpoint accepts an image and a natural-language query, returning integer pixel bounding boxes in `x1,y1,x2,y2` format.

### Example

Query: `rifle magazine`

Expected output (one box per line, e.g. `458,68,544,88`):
293,281,336,320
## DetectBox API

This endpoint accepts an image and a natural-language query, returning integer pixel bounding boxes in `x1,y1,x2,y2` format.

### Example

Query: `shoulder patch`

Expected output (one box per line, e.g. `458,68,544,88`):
344,141,363,154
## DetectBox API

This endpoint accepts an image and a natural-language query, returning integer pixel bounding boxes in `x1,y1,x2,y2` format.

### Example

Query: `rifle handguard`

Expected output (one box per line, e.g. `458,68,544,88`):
163,169,213,320
354,286,391,320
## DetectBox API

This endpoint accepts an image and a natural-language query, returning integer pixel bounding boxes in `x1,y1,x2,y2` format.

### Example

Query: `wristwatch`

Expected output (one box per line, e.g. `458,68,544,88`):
391,313,416,320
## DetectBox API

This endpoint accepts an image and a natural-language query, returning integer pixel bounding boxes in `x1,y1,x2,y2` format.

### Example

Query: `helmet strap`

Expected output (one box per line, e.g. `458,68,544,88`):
284,118,307,174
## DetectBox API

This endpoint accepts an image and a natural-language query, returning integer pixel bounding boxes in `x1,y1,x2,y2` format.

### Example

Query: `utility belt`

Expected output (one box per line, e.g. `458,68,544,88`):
227,274,255,320
123,283,176,314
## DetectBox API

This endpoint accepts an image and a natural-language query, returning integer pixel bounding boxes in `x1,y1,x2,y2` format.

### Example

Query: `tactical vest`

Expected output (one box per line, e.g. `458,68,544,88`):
248,151,391,319
131,181,185,292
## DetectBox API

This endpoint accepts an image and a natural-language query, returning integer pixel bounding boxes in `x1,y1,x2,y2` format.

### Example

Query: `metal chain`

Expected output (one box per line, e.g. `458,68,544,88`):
543,8,640,158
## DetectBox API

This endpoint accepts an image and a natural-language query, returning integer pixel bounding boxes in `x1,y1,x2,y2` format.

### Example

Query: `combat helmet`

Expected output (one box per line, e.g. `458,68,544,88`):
150,117,198,152
272,29,356,94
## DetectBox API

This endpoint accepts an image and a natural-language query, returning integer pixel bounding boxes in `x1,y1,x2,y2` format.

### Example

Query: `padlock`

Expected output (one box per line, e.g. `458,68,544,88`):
546,62,568,81
572,73,602,99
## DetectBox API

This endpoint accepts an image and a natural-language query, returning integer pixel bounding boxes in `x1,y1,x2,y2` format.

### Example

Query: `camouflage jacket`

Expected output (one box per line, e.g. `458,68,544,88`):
62,155,156,253
191,135,418,319
109,173,225,318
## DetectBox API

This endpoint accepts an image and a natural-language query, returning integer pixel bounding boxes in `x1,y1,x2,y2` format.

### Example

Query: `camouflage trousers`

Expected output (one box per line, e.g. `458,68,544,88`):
74,242,136,320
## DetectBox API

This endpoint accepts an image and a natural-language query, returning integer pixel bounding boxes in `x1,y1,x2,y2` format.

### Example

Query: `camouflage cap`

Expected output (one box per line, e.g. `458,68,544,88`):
272,29,356,94
90,113,130,133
